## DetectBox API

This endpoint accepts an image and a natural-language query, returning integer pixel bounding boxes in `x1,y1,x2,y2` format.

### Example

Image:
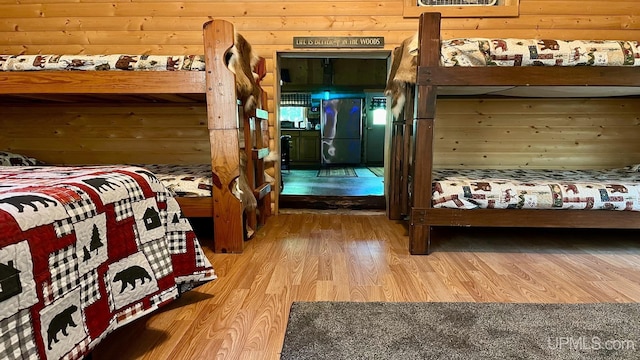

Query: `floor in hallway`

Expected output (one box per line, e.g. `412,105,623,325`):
280,166,384,196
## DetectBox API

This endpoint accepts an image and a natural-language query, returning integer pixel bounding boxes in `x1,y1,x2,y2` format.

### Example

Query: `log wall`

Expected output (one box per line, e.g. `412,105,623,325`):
1,1,639,207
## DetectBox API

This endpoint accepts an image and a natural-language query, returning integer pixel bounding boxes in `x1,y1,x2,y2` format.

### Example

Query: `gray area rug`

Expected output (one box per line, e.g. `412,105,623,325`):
281,301,640,360
317,167,358,177
367,166,384,177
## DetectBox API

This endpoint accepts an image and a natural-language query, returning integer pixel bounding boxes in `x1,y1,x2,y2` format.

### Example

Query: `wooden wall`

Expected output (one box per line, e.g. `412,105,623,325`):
1,1,639,199
435,98,640,169
1,103,211,165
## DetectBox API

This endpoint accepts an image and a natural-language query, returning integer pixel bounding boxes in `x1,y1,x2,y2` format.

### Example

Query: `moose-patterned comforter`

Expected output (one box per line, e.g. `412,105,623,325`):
0,54,206,72
142,164,212,198
0,165,216,360
440,38,640,67
433,166,640,210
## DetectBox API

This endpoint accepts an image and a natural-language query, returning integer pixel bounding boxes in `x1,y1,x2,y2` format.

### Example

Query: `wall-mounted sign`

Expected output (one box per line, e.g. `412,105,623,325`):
293,37,384,49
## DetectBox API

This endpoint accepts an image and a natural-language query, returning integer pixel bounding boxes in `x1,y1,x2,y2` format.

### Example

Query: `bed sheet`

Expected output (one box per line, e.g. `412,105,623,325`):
142,164,212,198
0,54,206,71
432,166,640,210
440,39,640,67
0,165,216,360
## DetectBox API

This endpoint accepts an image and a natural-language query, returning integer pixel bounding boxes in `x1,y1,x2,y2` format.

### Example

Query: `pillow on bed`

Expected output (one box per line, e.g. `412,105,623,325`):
0,151,44,166
622,164,640,172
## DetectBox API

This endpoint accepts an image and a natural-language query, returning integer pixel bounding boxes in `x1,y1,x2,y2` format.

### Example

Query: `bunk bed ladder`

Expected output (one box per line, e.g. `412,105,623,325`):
243,107,272,232
244,57,272,233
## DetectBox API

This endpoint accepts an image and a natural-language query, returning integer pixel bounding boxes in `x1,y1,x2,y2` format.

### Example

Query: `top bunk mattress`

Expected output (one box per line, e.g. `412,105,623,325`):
440,39,640,67
0,54,206,71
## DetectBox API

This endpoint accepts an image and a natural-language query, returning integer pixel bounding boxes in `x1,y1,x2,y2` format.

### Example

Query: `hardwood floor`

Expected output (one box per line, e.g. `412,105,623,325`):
94,210,640,359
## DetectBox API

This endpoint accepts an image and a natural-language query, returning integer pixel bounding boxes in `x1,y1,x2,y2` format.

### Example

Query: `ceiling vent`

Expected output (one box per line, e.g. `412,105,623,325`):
417,0,497,6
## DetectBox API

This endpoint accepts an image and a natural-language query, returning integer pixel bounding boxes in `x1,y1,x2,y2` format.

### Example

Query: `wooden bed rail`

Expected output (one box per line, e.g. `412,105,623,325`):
417,66,640,87
0,71,206,94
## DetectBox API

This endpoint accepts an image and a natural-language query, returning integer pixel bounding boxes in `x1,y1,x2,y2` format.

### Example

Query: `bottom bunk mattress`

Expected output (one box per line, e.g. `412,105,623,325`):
143,164,212,197
0,165,216,360
432,166,640,210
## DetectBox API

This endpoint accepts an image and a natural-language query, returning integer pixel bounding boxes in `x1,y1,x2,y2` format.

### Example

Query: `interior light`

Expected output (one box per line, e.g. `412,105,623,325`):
372,108,386,125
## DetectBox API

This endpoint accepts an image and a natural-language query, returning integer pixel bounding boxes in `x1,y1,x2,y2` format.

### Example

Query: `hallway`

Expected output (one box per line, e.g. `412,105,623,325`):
279,166,385,210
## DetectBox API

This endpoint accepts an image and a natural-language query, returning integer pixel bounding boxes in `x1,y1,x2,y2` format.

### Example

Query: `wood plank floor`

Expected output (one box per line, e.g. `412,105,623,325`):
93,210,640,359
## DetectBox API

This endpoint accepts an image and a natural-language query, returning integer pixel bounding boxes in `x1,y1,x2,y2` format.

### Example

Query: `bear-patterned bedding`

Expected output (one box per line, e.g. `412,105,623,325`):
440,39,640,67
0,54,206,72
142,164,212,197
0,165,216,360
433,166,640,210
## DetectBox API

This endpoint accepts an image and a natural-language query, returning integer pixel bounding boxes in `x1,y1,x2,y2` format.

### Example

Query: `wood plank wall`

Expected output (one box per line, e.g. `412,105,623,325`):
435,98,640,169
1,1,639,196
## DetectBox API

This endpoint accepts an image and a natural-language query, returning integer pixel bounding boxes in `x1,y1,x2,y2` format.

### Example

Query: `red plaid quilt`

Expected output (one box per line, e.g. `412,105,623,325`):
0,165,216,360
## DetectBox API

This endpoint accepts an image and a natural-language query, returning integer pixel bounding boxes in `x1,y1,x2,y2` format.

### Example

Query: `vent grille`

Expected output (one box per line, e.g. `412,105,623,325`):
418,0,497,5
281,93,312,107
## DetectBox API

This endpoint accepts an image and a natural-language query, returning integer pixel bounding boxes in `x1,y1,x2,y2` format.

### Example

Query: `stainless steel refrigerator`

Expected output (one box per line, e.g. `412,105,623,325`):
320,98,363,165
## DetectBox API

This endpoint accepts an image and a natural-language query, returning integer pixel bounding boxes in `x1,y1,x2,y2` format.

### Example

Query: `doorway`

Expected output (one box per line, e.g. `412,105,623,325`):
276,51,391,210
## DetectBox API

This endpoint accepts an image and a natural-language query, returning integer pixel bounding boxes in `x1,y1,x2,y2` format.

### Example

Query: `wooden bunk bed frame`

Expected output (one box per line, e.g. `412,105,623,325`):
399,12,640,255
0,19,271,254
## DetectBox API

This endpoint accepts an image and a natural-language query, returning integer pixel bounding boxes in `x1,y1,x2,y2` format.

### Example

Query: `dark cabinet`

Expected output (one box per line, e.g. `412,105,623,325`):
281,130,320,167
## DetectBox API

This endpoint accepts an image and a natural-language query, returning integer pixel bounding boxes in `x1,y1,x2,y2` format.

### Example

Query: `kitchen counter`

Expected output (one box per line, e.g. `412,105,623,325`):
281,130,321,167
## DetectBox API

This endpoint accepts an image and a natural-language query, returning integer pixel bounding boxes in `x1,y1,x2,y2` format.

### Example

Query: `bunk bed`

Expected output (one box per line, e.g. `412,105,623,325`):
388,12,640,254
0,158,216,360
0,19,272,254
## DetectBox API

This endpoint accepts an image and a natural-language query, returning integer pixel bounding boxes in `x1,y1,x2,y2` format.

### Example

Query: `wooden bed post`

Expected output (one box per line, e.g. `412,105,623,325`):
388,85,415,221
388,117,404,219
410,12,441,255
402,86,415,219
203,19,245,253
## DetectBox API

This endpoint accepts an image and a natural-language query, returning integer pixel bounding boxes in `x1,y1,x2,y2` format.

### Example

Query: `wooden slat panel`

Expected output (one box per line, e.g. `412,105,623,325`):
440,29,640,39
436,98,640,115
0,149,213,165
0,30,417,46
0,104,212,164
3,29,640,47
428,97,640,169
3,15,638,34
434,140,640,154
0,2,405,18
0,16,416,31
520,1,640,16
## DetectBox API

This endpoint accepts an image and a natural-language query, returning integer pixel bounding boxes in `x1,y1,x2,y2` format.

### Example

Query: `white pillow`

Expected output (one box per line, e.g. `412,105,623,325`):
0,151,43,166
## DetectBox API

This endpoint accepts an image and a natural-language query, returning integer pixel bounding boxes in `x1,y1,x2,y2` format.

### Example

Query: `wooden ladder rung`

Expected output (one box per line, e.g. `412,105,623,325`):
253,182,271,200
253,147,270,160
255,108,268,120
